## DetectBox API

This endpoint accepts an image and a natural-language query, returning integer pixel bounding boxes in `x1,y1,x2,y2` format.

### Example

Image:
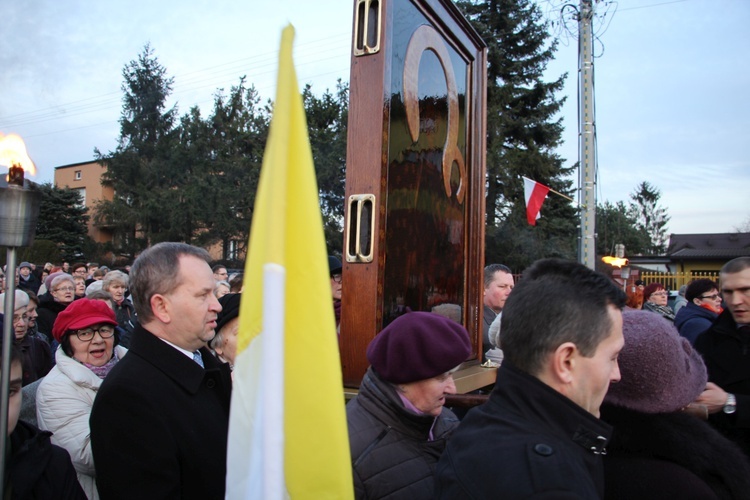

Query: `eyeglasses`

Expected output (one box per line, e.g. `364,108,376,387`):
74,325,115,341
331,274,342,283
699,293,721,300
54,286,75,293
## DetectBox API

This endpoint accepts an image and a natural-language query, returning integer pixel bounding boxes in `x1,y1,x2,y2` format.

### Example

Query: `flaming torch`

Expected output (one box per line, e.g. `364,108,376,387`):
0,133,41,486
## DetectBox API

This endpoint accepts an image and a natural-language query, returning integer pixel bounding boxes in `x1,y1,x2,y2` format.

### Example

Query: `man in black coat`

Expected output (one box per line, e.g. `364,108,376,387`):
436,258,627,498
90,243,232,499
695,256,750,456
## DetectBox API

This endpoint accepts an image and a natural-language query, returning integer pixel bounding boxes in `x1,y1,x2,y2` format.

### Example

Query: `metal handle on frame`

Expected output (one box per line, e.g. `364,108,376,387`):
345,194,375,263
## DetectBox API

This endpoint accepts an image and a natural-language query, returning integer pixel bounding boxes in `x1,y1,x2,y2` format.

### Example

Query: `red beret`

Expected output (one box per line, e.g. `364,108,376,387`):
52,298,117,343
366,311,471,384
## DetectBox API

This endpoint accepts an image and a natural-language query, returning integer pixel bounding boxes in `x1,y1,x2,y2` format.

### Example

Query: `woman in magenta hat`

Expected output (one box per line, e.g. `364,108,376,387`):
36,298,128,499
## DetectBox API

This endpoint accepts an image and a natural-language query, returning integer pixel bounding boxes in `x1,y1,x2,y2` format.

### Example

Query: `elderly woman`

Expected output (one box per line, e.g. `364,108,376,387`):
0,290,53,386
600,309,750,499
346,311,470,499
674,279,723,344
73,275,87,300
36,298,127,499
209,293,240,368
641,282,675,321
214,280,231,299
102,270,136,346
36,273,76,343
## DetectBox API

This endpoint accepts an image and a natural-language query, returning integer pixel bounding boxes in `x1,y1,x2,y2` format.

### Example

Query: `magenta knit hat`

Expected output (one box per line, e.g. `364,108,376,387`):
366,311,471,384
605,309,707,413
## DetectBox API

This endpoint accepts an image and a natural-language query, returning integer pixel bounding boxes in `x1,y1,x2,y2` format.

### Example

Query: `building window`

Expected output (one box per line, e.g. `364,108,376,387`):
75,170,82,180
74,188,86,208
228,240,239,261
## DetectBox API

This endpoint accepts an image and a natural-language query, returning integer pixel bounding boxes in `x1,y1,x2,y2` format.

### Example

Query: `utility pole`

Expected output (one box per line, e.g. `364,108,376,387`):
578,0,597,269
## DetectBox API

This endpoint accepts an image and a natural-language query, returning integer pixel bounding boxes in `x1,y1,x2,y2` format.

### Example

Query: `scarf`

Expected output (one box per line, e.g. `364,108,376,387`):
643,301,675,321
83,351,120,379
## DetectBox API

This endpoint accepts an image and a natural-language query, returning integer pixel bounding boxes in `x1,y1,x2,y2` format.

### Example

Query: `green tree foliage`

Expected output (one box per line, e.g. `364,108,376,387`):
191,78,270,259
596,200,650,257
629,181,670,254
93,43,347,260
34,183,91,261
457,0,576,271
303,80,349,254
94,44,178,256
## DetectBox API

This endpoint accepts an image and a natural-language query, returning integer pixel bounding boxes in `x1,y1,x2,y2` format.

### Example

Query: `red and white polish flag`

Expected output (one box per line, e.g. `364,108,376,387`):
523,176,550,226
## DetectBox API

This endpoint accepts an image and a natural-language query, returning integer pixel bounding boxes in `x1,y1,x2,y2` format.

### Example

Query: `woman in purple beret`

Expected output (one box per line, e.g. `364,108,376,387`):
346,311,471,500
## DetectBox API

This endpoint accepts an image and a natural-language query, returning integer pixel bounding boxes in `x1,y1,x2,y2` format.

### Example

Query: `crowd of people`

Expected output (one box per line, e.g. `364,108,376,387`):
1,250,749,499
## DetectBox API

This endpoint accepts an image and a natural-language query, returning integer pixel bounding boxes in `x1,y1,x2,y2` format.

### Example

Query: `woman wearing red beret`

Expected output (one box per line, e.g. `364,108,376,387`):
36,298,127,499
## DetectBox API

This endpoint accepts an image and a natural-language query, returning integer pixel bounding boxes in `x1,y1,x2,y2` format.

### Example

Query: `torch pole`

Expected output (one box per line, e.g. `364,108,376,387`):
0,246,18,484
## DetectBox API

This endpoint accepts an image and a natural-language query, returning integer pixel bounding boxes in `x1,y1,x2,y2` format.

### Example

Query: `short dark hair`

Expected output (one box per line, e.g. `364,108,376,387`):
685,279,719,302
212,264,227,273
483,264,512,288
130,243,212,323
722,256,750,275
71,262,87,272
501,258,626,376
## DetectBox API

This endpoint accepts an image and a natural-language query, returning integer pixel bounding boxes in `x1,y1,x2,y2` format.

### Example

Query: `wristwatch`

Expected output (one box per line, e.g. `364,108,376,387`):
723,393,737,414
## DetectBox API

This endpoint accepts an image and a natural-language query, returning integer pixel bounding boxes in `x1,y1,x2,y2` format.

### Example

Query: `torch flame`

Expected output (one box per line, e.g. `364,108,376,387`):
0,133,37,176
602,256,629,268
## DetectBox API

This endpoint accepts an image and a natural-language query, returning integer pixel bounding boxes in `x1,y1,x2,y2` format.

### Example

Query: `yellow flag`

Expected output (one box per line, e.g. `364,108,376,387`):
225,25,353,500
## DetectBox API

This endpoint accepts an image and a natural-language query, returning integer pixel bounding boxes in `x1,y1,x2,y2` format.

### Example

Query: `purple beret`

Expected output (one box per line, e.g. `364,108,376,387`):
366,311,471,384
605,309,707,413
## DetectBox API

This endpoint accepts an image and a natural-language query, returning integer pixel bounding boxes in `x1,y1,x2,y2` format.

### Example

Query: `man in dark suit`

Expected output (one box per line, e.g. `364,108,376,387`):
695,256,750,456
90,243,231,499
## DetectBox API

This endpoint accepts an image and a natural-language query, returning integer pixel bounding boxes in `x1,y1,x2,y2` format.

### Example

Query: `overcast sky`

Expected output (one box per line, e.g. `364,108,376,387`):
1,0,748,237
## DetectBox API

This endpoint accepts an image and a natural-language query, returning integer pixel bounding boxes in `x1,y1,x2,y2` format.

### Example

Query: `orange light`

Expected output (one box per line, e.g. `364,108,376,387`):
0,133,37,176
602,256,629,268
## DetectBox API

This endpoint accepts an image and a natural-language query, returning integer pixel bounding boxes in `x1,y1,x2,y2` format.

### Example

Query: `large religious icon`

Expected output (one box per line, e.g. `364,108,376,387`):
340,0,488,387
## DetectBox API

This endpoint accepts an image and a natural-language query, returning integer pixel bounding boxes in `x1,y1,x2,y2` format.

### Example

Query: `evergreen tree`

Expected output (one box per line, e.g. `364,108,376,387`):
190,78,270,260
34,183,91,261
94,44,178,256
303,80,349,255
457,0,576,270
596,200,650,257
629,181,670,254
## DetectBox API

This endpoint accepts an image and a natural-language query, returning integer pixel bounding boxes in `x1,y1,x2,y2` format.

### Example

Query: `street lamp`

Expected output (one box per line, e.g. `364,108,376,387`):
0,133,41,489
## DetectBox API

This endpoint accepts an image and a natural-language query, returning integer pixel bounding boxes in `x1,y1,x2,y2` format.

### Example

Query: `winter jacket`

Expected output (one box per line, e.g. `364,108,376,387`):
347,367,460,500
674,302,718,344
600,404,750,500
695,310,750,457
18,273,41,295
436,363,612,499
36,345,128,499
90,325,232,499
36,300,69,343
5,420,86,499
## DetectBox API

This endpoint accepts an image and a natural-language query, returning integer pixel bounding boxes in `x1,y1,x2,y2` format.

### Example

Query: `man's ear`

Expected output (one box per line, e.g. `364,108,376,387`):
150,294,171,324
692,298,702,306
549,342,578,385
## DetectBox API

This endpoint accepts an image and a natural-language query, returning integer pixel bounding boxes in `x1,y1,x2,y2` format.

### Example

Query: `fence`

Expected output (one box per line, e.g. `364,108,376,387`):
639,271,720,291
